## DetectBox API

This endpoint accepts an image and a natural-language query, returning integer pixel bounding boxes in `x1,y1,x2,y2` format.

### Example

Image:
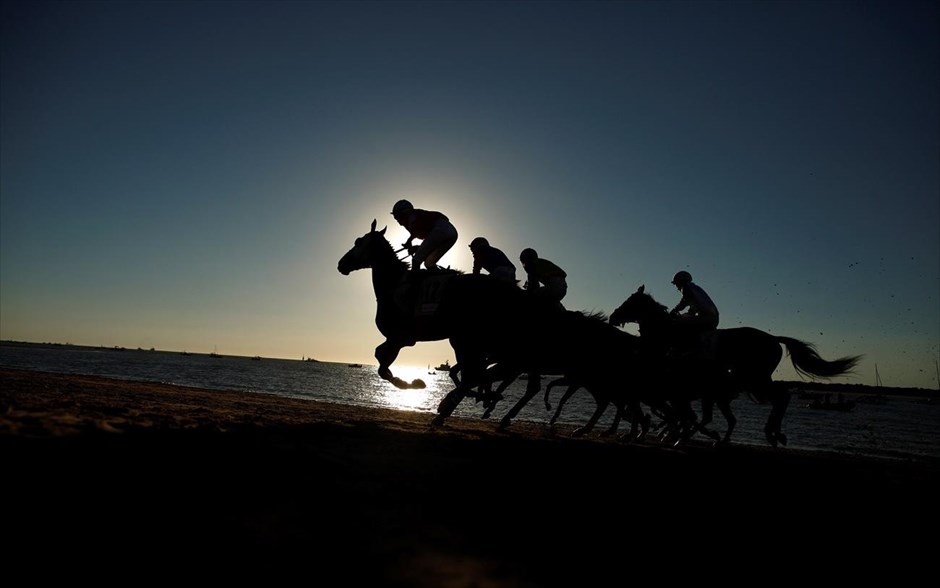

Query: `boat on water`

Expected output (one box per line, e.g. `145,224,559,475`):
434,361,451,372
807,394,855,412
347,363,363,368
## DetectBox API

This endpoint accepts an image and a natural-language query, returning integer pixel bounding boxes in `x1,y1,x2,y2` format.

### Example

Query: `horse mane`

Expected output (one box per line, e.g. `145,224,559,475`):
369,230,410,273
576,309,609,323
640,290,669,314
421,266,465,275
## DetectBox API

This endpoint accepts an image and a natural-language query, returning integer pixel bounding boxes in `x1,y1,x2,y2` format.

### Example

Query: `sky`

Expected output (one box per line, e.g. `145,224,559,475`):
1,0,938,389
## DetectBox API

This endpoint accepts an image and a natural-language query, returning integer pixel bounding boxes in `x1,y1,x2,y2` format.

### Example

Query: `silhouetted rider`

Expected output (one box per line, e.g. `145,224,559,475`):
669,270,719,351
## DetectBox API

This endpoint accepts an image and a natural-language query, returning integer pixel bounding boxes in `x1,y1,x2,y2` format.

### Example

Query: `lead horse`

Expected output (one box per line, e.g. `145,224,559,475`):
609,285,862,447
338,219,452,389
337,219,533,404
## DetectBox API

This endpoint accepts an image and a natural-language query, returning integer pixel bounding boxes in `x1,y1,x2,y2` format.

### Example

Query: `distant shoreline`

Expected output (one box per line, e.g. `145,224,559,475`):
3,339,937,398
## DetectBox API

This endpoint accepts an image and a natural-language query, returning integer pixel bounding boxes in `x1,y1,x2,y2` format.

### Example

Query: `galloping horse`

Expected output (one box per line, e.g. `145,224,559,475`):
337,220,534,404
476,310,649,436
609,286,861,447
338,219,453,389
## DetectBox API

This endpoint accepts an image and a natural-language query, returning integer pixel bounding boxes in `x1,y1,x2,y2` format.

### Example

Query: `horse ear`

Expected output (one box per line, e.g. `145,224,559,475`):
370,219,377,233
638,285,645,293
379,225,387,235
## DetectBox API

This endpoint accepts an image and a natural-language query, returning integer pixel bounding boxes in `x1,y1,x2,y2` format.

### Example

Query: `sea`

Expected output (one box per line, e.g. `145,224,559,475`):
2,342,938,462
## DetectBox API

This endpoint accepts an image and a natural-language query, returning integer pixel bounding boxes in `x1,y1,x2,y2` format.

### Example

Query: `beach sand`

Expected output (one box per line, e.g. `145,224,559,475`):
2,367,936,584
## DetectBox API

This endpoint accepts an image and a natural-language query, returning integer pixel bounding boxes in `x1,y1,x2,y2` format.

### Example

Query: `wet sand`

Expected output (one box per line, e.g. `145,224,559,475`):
2,367,936,584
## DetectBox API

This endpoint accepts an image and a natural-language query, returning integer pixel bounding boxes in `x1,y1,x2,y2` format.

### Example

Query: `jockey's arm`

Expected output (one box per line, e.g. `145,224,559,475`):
671,298,688,315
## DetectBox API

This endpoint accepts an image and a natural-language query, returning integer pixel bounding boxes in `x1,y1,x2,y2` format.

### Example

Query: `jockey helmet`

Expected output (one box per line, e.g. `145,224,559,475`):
520,248,538,263
469,237,489,250
672,270,692,286
391,199,413,216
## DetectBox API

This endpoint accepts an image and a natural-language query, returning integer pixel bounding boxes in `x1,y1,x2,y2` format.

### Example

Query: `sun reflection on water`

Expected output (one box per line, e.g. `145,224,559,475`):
374,365,451,412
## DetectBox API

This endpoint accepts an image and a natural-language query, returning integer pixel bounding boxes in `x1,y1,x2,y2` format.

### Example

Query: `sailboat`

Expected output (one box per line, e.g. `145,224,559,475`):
857,363,888,405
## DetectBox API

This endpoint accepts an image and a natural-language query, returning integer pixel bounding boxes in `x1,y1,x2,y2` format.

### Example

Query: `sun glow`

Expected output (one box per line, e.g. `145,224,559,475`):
376,365,450,412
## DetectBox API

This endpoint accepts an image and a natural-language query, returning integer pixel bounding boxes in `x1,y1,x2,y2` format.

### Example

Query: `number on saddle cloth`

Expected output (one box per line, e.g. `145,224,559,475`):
394,272,452,318
416,274,450,315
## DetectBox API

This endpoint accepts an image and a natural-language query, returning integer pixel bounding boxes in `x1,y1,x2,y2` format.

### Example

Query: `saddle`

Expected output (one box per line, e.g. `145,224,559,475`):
668,330,719,364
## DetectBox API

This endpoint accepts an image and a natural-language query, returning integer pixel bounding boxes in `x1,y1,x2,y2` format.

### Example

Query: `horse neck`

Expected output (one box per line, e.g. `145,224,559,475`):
370,255,408,301
639,312,672,346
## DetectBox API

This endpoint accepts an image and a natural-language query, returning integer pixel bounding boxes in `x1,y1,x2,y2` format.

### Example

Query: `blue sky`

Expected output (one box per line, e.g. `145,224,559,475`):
2,0,937,388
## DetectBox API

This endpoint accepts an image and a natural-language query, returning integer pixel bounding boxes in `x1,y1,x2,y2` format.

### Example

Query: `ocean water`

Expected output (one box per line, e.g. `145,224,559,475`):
1,342,938,461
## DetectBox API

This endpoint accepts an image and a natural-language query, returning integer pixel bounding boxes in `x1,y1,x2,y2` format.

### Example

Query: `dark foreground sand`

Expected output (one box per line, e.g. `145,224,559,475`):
2,367,937,584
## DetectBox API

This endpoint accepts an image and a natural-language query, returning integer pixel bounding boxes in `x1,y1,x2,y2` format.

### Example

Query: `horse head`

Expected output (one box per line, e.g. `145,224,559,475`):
338,219,396,275
609,285,667,327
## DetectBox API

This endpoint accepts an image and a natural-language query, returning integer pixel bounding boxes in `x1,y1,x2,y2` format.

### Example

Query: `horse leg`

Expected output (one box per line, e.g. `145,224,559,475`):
550,384,579,426
622,400,649,442
498,374,541,431
432,342,487,426
717,398,736,444
677,401,700,445
482,373,518,419
639,404,652,439
764,384,790,447
602,399,623,437
573,396,608,437
432,387,467,426
622,406,639,442
376,340,425,389
665,399,696,446
697,398,722,444
544,377,569,411
635,400,663,441
448,362,461,387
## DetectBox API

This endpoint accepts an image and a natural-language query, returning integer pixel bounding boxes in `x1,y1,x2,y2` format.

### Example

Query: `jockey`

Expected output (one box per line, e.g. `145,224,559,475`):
520,248,567,309
391,199,458,272
469,237,516,283
669,270,719,352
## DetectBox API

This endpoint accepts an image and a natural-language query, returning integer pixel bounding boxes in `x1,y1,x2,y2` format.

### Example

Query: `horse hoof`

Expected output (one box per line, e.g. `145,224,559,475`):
777,433,788,446
430,415,446,427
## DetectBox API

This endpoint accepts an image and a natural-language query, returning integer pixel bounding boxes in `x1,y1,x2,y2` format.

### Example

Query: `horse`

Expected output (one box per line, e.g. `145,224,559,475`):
338,219,513,392
338,219,556,422
473,310,650,437
609,285,862,447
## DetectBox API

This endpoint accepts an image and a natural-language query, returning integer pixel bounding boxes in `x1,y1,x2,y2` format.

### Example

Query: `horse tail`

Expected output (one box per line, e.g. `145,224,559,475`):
776,336,862,379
